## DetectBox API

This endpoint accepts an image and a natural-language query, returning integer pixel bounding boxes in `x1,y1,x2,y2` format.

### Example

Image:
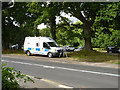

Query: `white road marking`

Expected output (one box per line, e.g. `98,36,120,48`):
40,78,73,88
2,60,120,77
43,66,55,69
58,85,73,88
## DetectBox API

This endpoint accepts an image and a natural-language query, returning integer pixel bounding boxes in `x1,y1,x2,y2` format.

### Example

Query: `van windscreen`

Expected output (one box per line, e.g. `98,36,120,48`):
47,42,58,47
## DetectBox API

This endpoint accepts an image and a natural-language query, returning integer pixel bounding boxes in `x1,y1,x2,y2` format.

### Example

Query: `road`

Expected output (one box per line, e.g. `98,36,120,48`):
2,55,119,88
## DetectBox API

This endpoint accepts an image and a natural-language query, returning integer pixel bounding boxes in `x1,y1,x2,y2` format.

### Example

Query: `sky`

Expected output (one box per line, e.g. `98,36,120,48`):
37,12,79,30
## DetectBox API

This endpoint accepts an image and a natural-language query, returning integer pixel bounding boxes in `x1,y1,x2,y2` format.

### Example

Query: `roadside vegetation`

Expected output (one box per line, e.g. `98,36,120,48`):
2,2,120,65
2,2,120,89
2,49,24,54
2,49,119,64
2,2,120,51
68,50,119,64
93,48,107,52
2,63,34,90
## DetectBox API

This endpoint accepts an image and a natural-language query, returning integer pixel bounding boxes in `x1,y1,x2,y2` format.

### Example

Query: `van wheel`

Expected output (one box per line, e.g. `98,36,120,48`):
48,53,53,58
26,51,31,56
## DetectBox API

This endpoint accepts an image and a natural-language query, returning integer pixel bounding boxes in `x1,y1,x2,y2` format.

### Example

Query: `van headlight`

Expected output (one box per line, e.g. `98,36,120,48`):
54,49,58,52
50,49,57,53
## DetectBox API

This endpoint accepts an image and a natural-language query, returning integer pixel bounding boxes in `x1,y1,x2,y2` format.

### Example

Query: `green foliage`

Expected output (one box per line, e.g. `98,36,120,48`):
92,29,119,48
39,28,52,37
2,63,34,90
95,2,119,30
2,2,120,51
2,2,34,50
63,2,108,50
91,2,120,48
56,21,84,46
27,2,63,39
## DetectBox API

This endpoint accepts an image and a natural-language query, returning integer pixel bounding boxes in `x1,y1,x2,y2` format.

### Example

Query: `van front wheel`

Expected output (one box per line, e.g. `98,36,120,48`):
48,53,53,58
26,51,31,56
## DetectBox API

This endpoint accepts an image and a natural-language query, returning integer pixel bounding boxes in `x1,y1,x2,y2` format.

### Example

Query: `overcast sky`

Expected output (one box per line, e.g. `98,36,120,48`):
37,12,79,30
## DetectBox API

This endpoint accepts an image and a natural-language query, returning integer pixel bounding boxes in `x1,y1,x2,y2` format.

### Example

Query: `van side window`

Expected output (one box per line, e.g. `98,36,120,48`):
43,42,50,49
36,43,39,47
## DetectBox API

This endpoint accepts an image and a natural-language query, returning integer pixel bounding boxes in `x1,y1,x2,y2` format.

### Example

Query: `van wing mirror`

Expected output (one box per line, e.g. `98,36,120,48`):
46,46,50,49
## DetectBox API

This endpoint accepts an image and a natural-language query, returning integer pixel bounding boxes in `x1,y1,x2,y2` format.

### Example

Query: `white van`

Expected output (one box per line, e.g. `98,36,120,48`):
24,37,63,58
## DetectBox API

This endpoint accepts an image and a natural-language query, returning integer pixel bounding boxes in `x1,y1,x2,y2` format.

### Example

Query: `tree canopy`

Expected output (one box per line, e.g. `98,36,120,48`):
2,2,34,50
2,2,120,50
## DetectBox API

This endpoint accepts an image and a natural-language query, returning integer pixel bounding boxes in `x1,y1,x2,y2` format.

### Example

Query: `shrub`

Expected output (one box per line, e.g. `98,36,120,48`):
2,62,34,90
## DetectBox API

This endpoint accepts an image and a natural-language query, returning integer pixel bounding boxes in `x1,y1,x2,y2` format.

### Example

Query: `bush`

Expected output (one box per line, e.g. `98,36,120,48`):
2,63,34,90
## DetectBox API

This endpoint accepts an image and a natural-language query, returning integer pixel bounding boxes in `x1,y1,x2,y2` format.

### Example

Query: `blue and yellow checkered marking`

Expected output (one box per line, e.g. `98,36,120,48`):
27,47,51,52
36,48,40,51
45,49,49,52
28,48,32,50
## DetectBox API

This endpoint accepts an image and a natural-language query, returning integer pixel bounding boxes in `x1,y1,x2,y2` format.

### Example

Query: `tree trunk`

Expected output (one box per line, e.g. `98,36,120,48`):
2,39,9,50
50,16,56,40
83,23,93,50
2,16,9,50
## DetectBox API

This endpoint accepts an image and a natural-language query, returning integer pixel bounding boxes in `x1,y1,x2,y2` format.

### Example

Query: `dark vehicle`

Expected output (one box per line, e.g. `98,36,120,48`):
74,46,84,51
9,44,19,50
107,46,119,53
63,46,75,52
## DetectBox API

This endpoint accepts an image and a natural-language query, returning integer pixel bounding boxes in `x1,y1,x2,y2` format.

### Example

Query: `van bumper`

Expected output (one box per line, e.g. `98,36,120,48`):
52,52,59,56
52,51,63,57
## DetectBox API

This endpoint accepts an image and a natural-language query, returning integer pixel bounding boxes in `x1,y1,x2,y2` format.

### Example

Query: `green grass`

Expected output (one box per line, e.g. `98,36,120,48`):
2,49,24,54
2,49,119,64
116,62,120,64
68,50,119,63
106,60,120,64
93,48,107,52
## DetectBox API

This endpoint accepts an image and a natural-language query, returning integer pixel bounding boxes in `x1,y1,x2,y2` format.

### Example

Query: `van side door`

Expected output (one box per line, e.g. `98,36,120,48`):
43,42,50,55
33,42,41,54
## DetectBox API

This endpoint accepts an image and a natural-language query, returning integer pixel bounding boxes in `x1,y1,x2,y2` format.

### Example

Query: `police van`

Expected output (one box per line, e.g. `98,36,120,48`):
24,37,63,58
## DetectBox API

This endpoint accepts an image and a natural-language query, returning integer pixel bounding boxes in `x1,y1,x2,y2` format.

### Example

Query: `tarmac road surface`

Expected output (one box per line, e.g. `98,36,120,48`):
2,54,119,88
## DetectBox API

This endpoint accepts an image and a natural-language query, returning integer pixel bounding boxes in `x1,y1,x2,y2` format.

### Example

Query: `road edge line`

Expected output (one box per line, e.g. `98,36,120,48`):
40,78,73,89
26,75,73,89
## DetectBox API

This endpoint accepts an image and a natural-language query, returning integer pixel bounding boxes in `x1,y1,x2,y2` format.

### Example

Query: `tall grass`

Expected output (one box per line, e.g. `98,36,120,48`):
2,49,24,54
68,50,119,62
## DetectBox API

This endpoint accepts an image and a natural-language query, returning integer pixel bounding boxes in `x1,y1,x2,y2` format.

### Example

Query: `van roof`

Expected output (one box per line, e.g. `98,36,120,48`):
25,37,55,42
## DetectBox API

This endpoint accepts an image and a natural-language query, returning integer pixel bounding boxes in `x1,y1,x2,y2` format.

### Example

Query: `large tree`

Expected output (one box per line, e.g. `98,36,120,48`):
27,2,119,50
27,2,63,40
91,2,120,48
2,2,34,50
56,21,83,46
63,2,108,50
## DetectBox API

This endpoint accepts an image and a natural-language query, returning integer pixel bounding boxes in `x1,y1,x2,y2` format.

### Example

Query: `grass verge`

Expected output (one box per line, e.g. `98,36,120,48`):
68,50,119,63
93,48,107,52
2,49,24,54
2,49,119,64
